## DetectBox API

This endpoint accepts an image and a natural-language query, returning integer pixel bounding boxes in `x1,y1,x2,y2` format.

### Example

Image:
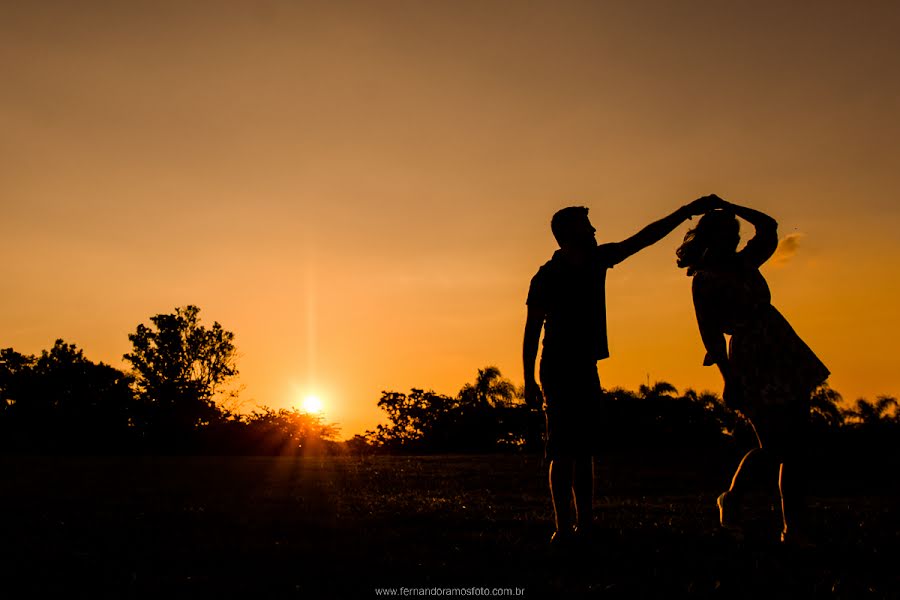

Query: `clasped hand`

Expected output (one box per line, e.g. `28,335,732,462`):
685,194,728,217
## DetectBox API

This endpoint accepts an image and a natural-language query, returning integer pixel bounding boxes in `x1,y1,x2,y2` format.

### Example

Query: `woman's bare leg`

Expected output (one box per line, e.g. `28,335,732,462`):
778,435,809,542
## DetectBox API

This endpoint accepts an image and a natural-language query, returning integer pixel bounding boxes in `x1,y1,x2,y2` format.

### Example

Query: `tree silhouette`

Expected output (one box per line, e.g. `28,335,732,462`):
458,366,518,408
235,407,340,455
599,384,746,452
843,395,899,426
0,341,135,452
372,388,459,452
810,383,845,429
457,367,532,450
0,348,33,411
124,305,238,445
371,368,537,453
638,380,678,401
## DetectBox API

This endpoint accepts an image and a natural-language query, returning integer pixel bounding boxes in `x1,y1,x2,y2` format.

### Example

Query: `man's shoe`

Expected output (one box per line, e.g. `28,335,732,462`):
780,529,816,548
550,528,575,547
573,523,594,541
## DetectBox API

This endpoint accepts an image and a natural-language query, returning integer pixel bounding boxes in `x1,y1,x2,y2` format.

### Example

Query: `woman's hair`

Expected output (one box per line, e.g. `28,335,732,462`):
676,210,740,276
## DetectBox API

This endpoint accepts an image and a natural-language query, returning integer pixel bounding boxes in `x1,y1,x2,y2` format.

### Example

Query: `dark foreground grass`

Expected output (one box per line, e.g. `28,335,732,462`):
0,453,896,598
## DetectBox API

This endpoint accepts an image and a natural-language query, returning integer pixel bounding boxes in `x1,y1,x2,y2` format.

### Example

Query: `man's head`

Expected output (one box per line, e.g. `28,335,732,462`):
551,206,597,250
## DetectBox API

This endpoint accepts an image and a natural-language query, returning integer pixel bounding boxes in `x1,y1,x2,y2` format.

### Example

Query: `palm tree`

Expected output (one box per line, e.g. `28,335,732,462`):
638,380,677,401
458,366,518,408
680,388,721,410
843,395,899,426
810,384,844,429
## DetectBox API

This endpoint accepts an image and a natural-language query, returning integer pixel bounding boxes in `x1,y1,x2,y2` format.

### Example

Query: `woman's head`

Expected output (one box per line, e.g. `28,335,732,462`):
676,209,740,275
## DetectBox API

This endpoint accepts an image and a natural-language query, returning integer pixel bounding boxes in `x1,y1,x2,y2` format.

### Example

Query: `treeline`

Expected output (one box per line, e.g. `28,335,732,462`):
362,370,900,461
0,306,339,455
2,305,898,458
359,367,543,454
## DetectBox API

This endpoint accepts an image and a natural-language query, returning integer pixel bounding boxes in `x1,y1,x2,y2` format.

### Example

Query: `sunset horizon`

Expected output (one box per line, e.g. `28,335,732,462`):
3,1,899,439
3,3,900,596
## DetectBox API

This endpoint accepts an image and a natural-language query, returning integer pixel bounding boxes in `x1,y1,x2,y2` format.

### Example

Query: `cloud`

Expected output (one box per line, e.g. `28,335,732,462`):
770,233,805,267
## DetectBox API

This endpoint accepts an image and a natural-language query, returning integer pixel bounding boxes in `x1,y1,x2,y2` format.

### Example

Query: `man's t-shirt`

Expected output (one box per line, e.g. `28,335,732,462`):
527,243,628,362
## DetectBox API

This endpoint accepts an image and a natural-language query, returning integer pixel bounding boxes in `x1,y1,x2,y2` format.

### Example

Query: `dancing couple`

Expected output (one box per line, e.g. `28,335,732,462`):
523,195,828,546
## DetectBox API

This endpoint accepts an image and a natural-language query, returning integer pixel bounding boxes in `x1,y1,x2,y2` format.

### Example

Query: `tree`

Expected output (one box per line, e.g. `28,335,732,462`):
124,305,238,440
810,383,844,429
231,407,340,455
0,341,135,451
345,433,375,456
458,366,518,408
371,388,458,451
638,380,678,401
843,395,899,426
455,367,534,451
0,348,33,411
371,368,537,453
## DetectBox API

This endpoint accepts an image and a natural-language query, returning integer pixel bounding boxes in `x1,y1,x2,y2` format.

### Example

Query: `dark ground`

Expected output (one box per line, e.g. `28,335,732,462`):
0,452,896,599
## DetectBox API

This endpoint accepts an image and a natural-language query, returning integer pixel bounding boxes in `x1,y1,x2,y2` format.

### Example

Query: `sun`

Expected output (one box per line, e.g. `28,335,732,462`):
301,394,324,414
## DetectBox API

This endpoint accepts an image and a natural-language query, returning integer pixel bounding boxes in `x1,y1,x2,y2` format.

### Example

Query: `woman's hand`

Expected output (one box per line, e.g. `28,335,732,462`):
684,194,728,217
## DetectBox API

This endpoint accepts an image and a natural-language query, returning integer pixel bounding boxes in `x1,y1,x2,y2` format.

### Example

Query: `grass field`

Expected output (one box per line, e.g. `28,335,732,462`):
0,453,896,598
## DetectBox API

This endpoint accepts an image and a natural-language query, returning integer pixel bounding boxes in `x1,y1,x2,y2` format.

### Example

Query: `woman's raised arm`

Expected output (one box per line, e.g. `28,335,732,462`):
726,201,778,268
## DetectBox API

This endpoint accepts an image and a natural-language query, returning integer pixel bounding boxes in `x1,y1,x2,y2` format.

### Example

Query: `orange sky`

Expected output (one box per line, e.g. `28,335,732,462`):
2,1,899,438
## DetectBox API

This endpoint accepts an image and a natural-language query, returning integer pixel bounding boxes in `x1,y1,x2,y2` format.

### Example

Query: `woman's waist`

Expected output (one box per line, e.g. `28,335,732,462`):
722,303,776,334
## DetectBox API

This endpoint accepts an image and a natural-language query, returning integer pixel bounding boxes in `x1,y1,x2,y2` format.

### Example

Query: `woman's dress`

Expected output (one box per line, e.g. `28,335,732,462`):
692,230,829,421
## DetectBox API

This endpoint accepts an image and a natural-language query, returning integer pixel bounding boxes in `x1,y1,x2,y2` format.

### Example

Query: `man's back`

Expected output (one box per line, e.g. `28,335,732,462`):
527,243,627,362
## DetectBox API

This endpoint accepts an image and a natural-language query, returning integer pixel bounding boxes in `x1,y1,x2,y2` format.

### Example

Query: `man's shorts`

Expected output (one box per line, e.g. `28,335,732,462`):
539,356,603,460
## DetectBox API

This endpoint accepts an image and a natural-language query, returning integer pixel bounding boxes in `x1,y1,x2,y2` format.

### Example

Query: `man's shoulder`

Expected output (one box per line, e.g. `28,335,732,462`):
532,247,615,281
535,257,555,274
529,260,552,294
527,255,560,307
595,242,626,267
532,254,559,280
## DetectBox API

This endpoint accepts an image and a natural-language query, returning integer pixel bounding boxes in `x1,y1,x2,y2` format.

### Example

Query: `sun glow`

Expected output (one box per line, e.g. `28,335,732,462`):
301,394,324,414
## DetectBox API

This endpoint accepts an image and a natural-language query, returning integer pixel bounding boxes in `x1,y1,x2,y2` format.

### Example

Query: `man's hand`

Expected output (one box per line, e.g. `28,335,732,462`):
524,378,544,409
684,194,727,217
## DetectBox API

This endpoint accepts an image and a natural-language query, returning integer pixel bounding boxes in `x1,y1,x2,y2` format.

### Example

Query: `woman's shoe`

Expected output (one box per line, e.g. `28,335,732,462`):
550,527,575,547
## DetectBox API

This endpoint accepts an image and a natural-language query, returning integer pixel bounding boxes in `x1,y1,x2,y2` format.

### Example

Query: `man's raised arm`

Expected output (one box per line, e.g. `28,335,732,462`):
614,195,725,262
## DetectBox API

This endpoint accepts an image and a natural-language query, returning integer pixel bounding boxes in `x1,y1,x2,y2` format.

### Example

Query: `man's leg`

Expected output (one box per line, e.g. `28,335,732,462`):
549,458,574,537
573,455,594,531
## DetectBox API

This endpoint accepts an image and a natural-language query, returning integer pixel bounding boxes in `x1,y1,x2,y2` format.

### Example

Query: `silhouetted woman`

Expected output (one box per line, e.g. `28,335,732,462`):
676,198,829,544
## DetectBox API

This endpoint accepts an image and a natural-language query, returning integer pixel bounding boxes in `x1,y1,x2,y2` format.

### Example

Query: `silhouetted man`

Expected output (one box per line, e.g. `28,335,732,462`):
523,196,718,544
